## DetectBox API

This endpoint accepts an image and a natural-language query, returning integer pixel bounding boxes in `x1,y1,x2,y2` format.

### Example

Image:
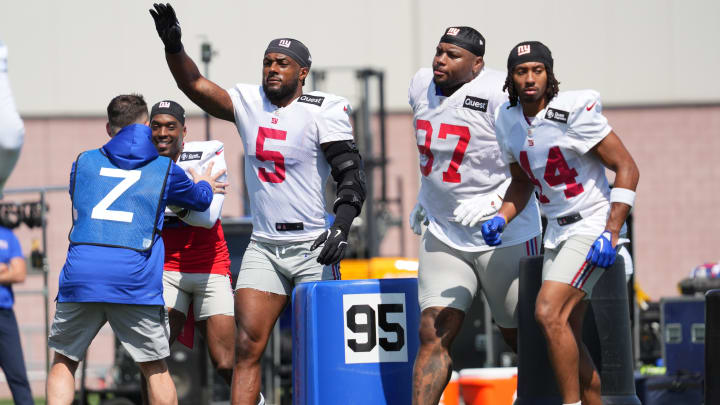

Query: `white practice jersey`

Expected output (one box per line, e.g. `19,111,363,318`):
409,67,541,251
0,40,24,150
227,84,354,241
496,89,624,248
166,140,227,227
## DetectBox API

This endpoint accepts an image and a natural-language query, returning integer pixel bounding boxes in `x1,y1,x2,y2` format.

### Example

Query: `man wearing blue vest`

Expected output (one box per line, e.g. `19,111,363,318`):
46,94,226,405
0,227,33,405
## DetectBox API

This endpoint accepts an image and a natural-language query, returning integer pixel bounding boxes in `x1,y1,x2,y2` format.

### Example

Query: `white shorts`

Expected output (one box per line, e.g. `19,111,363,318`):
418,231,540,328
542,234,626,297
162,271,234,320
235,239,340,296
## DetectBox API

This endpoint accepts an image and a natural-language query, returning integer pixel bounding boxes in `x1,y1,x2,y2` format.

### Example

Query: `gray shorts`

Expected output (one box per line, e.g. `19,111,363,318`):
235,239,341,296
48,302,170,363
542,234,612,297
418,231,540,328
163,272,235,320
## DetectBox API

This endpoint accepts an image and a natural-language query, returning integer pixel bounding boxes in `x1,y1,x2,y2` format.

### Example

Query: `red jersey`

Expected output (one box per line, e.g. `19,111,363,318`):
163,219,231,275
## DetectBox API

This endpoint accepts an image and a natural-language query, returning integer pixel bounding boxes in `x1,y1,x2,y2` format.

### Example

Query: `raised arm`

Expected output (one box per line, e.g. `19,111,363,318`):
149,3,235,122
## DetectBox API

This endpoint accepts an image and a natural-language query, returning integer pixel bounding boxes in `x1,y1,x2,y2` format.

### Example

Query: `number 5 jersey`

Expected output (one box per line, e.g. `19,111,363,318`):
227,84,354,242
409,67,541,251
495,89,625,249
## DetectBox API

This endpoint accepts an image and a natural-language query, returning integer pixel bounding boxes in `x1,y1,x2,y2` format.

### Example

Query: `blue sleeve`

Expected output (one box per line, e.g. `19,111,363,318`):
69,161,76,197
7,232,22,259
166,162,213,211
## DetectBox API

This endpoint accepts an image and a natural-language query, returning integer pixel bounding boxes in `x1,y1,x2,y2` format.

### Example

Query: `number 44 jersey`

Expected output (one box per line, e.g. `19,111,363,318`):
227,84,354,242
409,67,541,251
495,89,620,249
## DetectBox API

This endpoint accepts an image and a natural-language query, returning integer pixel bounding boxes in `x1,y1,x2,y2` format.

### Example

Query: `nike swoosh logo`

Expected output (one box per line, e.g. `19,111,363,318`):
598,238,604,251
334,230,342,238
586,101,597,111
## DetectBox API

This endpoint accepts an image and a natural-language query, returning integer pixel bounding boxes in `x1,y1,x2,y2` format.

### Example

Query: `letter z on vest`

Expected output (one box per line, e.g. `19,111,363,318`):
69,149,172,251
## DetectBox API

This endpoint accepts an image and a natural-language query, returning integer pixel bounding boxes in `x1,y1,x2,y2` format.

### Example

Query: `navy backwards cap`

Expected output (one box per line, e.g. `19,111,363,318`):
507,41,553,71
151,100,185,125
265,38,312,68
439,26,485,57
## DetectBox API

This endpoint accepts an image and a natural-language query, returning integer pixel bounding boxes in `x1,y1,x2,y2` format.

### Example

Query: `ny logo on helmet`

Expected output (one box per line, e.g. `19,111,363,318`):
279,40,292,48
517,45,531,56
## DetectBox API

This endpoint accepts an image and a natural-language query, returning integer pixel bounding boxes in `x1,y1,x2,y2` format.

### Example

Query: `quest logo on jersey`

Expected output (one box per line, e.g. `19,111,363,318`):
545,108,569,123
298,94,325,107
179,152,202,162
463,96,488,112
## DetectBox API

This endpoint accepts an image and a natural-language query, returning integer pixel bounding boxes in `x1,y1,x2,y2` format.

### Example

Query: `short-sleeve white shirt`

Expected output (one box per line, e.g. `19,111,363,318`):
227,84,354,241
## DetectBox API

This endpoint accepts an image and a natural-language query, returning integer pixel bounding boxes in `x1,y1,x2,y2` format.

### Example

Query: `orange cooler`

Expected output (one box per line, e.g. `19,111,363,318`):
439,371,459,405
458,367,517,405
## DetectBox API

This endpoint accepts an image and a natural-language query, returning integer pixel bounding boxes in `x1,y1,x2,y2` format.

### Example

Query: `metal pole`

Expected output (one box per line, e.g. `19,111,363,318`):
359,70,377,258
483,294,495,367
377,71,387,203
41,190,50,376
201,41,214,142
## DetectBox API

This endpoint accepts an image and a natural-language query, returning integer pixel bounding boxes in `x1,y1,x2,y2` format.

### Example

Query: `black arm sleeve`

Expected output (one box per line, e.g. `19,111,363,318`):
322,140,367,217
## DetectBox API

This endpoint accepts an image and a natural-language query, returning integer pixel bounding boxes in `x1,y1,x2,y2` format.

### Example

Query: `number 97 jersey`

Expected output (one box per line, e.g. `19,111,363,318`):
495,90,615,248
408,68,541,251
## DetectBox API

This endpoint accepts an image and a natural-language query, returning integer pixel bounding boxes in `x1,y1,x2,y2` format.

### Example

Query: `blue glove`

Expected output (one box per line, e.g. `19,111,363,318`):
586,231,617,268
481,215,506,246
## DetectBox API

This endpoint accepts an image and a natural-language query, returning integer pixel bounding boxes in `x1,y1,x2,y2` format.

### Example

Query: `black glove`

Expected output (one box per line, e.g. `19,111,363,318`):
149,3,183,54
310,225,348,265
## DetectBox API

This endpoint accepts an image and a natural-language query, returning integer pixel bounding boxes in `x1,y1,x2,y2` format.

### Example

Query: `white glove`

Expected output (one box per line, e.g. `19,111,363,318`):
453,193,503,227
409,202,428,235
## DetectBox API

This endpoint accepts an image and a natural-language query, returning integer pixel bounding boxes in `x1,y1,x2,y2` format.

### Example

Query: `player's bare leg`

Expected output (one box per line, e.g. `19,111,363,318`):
46,352,79,405
197,314,236,385
535,280,587,404
232,288,288,405
138,360,177,405
570,301,602,405
412,306,464,405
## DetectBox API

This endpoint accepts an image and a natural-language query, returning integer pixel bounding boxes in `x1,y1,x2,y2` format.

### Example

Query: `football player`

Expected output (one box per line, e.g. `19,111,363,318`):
408,26,541,405
150,100,235,384
150,4,366,405
485,41,639,405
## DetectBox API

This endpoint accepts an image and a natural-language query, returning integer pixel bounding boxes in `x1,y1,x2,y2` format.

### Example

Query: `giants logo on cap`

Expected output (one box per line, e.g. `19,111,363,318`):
517,44,531,56
278,39,292,48
446,27,460,36
159,101,171,108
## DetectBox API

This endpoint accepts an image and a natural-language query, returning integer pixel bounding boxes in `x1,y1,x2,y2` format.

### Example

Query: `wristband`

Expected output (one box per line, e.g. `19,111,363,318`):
610,187,635,207
497,213,508,223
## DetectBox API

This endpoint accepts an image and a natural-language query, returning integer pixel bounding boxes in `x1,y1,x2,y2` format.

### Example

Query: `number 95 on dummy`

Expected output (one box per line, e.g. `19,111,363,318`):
343,293,408,364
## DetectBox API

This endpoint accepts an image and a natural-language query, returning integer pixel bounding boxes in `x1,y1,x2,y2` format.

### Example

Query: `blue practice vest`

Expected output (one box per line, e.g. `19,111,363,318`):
69,149,171,251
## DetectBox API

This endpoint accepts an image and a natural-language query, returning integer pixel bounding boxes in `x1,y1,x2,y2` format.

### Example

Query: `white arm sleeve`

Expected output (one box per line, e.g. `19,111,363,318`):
179,193,225,229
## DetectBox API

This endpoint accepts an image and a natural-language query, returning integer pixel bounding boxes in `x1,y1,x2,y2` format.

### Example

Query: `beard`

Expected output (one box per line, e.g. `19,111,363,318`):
262,79,298,105
433,75,465,97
